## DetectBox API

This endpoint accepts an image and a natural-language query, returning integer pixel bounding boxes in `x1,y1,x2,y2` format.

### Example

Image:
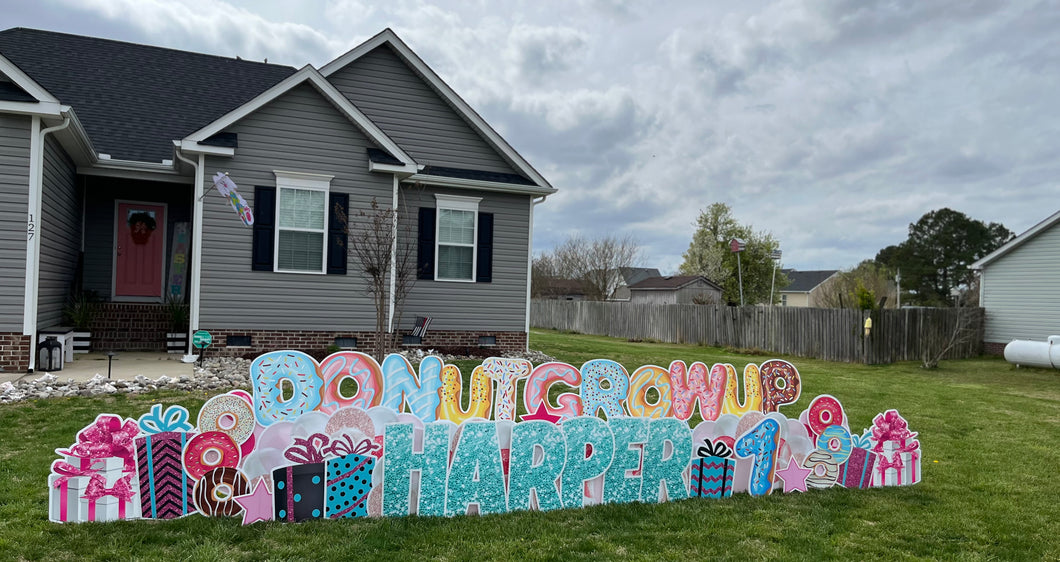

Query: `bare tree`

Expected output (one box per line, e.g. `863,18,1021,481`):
541,234,640,300
334,195,417,360
921,306,983,368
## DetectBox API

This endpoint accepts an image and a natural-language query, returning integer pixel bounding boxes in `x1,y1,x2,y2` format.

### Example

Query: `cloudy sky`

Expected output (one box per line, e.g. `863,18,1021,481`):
5,0,1058,272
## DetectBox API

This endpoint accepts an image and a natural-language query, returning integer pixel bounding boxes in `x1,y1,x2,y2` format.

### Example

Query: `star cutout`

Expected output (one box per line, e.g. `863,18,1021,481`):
775,455,812,493
520,403,562,423
234,478,274,525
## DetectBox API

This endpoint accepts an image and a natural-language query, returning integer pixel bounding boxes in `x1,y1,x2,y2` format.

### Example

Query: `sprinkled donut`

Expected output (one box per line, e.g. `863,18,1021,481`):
802,450,840,489
758,360,801,413
722,363,764,415
627,365,673,419
250,351,323,427
669,361,724,422
184,431,241,481
193,466,250,517
523,362,583,422
816,425,852,464
198,393,256,444
806,395,846,437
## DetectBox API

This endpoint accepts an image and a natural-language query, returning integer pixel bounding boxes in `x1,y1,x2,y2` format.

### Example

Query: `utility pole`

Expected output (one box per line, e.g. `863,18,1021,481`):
730,238,745,306
896,269,901,309
769,248,782,306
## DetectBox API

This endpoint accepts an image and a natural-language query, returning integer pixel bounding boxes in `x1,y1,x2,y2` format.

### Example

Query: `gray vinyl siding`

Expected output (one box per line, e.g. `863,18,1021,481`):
630,282,722,306
199,83,391,330
0,114,30,332
399,185,529,332
81,176,192,299
36,136,79,328
328,45,519,175
980,222,1060,343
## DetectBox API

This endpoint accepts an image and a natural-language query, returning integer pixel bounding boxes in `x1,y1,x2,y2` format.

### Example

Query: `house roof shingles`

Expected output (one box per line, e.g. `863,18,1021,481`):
629,275,720,291
781,269,838,293
0,27,296,163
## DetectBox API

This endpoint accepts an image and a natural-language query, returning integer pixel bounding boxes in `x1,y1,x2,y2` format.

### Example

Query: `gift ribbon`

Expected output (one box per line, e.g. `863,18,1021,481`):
870,410,919,454
51,461,98,522
138,404,193,434
876,453,905,486
83,474,134,521
326,435,379,458
696,440,733,459
59,415,140,472
285,433,331,464
850,431,873,450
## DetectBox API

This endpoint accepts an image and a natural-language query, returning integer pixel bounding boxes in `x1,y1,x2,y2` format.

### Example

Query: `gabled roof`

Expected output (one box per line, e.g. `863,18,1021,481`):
0,27,295,162
183,65,414,166
619,267,662,286
629,275,722,291
971,209,1060,270
780,269,839,293
320,29,552,188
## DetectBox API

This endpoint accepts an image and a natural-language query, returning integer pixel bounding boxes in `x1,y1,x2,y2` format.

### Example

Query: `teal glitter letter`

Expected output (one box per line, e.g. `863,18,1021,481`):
561,416,615,508
603,417,650,504
641,417,692,502
508,420,566,511
382,423,450,516
445,421,508,516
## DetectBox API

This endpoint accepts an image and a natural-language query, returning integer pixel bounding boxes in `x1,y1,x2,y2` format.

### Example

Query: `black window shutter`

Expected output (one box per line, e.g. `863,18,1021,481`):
417,207,436,279
251,185,275,271
327,193,348,275
477,212,493,283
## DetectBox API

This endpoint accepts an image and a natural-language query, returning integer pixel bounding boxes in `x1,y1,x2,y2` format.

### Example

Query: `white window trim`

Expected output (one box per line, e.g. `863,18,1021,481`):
274,171,333,275
434,194,481,283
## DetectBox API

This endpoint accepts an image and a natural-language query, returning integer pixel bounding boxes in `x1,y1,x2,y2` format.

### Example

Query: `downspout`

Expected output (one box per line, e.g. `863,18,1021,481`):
524,195,548,350
387,175,399,334
174,149,203,357
23,115,71,372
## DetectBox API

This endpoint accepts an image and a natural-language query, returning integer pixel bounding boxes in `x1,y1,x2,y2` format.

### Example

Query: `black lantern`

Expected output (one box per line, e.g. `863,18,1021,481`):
38,336,63,372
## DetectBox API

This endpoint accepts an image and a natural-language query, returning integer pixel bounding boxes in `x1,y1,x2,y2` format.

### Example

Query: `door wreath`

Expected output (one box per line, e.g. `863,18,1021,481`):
128,211,157,244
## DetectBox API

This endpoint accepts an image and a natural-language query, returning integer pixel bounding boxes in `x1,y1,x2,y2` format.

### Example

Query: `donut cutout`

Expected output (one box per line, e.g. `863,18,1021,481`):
193,466,250,517
806,395,846,437
816,425,853,464
198,393,256,444
319,351,384,414
759,360,801,413
722,363,764,415
184,431,241,481
627,365,673,419
802,450,840,489
669,361,725,422
250,351,323,426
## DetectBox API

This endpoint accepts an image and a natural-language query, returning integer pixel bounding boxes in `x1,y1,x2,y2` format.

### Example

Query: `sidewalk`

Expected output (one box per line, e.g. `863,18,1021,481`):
0,352,196,384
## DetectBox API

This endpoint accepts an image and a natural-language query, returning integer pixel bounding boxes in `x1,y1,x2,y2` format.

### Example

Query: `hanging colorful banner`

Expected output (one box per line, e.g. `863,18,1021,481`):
211,172,254,226
47,354,921,524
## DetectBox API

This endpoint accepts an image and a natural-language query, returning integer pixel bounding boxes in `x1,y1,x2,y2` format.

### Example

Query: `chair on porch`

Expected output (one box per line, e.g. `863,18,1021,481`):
402,316,433,346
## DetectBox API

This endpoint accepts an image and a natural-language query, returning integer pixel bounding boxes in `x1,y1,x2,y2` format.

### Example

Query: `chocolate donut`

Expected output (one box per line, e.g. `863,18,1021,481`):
193,466,250,517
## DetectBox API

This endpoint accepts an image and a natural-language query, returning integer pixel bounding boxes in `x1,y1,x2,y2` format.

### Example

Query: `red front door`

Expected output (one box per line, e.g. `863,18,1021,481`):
115,202,165,298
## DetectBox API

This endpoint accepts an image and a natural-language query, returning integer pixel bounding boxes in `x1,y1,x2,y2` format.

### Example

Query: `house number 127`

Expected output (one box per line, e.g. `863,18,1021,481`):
27,213,35,241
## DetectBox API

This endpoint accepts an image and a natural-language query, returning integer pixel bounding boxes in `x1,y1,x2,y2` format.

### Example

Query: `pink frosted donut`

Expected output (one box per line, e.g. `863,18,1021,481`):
198,393,256,444
806,395,845,437
183,431,241,481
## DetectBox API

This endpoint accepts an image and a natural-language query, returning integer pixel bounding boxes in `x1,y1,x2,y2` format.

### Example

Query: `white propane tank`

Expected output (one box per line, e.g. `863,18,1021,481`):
1004,336,1060,369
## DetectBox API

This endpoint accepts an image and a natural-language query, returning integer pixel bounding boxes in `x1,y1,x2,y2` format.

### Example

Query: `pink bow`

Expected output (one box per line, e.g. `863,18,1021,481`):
50,460,97,488
876,453,905,476
83,473,135,502
870,410,919,454
326,435,379,458
285,433,331,464
59,415,140,472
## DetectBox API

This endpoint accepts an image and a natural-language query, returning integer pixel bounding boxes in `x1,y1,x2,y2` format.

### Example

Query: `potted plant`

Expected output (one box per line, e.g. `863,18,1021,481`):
164,294,190,354
62,291,97,354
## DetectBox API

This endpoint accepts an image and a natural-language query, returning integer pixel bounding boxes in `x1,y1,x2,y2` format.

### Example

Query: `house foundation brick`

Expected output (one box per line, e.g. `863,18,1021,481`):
203,329,528,359
91,303,170,352
0,333,32,373
983,341,1007,356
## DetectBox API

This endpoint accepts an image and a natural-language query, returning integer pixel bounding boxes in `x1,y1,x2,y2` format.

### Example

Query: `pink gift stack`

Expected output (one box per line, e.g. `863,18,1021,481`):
867,410,921,487
48,414,142,523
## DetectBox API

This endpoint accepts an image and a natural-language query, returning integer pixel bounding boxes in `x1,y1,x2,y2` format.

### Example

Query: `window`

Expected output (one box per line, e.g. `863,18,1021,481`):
435,194,481,281
781,294,788,306
274,171,333,273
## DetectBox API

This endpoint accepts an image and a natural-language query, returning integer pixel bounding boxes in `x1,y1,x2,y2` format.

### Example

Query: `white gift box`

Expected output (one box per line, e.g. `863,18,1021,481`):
60,454,124,473
48,473,88,523
50,457,141,523
79,496,127,522
870,441,922,487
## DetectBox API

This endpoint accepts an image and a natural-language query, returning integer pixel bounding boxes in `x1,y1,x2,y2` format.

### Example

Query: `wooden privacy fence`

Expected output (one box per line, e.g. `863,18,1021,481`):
530,300,984,364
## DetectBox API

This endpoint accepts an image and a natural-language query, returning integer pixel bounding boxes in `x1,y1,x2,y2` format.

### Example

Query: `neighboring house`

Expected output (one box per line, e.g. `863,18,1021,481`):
971,209,1060,355
610,267,661,301
536,278,587,301
778,269,839,307
628,275,722,305
0,27,555,372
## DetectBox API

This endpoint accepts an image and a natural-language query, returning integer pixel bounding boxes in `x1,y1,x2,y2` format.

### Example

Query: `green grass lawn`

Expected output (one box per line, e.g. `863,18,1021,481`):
1,329,1058,561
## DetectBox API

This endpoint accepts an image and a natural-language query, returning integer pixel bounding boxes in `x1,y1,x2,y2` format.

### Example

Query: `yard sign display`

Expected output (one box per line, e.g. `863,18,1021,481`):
47,353,921,523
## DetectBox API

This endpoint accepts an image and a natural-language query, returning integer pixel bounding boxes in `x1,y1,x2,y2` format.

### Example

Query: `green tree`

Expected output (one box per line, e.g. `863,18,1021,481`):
817,260,897,309
875,208,1012,306
678,203,787,304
